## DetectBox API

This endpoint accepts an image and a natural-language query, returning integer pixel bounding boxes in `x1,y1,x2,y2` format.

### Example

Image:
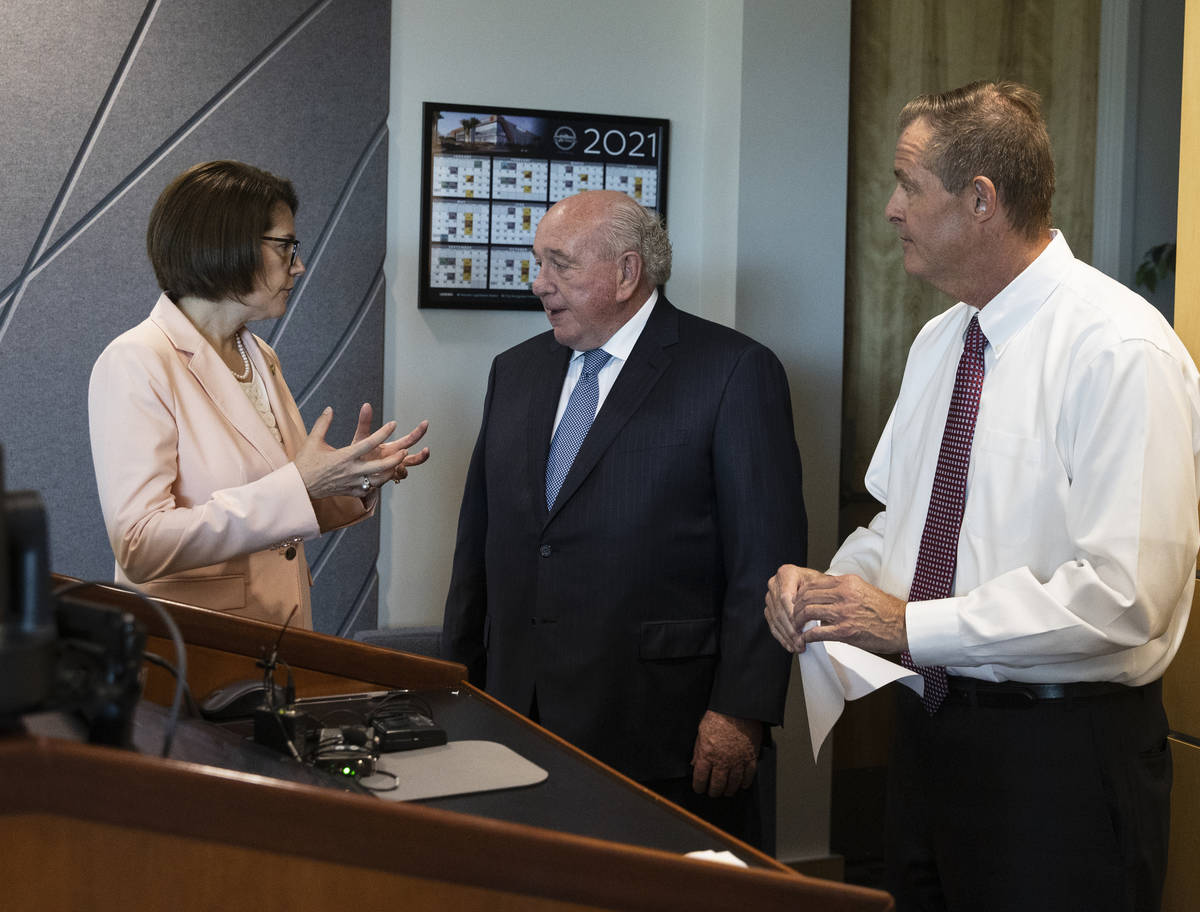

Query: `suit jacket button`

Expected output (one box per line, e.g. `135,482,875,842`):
538,544,552,557
285,546,297,560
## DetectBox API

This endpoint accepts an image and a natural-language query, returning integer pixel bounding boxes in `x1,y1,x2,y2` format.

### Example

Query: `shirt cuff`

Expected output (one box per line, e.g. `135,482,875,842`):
904,595,960,666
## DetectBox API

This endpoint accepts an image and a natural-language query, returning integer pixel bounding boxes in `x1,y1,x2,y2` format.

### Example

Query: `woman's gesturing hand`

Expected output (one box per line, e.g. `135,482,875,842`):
295,405,416,499
351,404,430,483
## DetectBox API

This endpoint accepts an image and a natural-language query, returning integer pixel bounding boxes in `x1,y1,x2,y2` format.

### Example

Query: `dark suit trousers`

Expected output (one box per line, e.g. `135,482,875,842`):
885,680,1171,912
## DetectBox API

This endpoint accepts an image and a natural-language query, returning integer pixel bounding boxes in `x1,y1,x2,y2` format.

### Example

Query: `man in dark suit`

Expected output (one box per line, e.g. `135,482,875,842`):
442,190,806,846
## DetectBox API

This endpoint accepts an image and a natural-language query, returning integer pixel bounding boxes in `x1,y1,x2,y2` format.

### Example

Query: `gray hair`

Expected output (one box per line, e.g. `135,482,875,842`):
594,195,673,287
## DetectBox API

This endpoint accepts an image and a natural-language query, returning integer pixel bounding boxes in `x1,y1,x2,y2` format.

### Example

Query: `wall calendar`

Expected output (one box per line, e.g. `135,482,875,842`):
419,102,670,310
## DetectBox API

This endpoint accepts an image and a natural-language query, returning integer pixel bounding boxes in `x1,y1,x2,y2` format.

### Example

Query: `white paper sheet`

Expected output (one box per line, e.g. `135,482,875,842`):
798,635,925,761
684,850,748,868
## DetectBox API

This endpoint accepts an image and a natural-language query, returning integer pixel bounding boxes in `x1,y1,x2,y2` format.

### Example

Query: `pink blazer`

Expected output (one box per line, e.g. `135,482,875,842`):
88,294,371,628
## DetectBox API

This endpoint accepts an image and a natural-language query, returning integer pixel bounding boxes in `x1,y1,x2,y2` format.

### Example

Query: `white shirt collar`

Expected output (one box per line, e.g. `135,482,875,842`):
973,230,1072,359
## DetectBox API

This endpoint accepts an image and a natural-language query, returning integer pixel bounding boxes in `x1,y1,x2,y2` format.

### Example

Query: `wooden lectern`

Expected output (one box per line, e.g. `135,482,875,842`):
0,579,894,911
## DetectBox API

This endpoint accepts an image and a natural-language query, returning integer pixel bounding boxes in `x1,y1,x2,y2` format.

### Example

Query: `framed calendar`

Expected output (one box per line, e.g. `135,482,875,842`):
419,102,669,310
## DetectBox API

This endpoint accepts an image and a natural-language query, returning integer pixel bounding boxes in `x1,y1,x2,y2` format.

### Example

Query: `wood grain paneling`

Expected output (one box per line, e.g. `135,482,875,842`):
1167,0,1200,754
0,725,895,911
1163,588,1200,737
1161,4,1197,909
842,0,1101,510
1164,738,1200,912
1174,0,1200,367
5,815,603,912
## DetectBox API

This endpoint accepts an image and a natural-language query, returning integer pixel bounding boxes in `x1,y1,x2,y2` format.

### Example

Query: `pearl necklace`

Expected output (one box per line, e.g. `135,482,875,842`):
232,333,252,382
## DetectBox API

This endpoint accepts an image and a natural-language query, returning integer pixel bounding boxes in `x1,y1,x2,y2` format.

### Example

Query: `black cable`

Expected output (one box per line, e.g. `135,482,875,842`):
142,651,199,718
365,692,435,723
52,580,188,759
270,708,305,763
280,658,296,707
316,707,371,727
358,769,399,793
258,605,298,711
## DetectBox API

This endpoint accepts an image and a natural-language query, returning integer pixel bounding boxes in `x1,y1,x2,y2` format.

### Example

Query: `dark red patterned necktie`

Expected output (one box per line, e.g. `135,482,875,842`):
901,314,988,712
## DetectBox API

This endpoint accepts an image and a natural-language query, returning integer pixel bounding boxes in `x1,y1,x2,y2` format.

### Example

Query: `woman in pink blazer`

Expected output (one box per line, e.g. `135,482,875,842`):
88,161,428,628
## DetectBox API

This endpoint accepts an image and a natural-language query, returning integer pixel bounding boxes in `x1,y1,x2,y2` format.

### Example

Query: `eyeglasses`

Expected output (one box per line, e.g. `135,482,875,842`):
262,235,301,268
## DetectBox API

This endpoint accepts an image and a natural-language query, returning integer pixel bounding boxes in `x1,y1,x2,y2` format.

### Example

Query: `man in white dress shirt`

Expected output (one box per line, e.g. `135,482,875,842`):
765,81,1200,911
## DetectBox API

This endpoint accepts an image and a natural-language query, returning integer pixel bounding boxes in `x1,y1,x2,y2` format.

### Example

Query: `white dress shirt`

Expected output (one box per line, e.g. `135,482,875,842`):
829,232,1200,686
551,290,657,434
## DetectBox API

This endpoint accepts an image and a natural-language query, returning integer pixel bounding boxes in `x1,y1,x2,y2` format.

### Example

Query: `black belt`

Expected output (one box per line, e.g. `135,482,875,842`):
943,676,1140,708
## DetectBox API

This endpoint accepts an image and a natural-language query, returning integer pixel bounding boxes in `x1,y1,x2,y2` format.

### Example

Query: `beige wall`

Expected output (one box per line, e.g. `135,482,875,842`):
382,0,852,866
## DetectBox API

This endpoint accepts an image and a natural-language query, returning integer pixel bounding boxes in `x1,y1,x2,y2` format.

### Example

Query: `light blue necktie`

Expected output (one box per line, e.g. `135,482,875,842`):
545,348,611,508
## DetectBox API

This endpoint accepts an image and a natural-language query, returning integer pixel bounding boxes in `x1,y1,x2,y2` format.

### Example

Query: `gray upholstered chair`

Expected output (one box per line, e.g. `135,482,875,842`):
352,625,442,659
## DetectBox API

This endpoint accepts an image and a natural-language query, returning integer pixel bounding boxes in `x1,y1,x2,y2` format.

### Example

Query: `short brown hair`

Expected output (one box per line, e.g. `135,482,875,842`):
899,81,1054,240
146,160,298,301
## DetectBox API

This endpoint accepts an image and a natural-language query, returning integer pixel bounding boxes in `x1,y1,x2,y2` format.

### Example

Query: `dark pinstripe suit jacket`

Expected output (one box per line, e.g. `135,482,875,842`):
442,297,807,781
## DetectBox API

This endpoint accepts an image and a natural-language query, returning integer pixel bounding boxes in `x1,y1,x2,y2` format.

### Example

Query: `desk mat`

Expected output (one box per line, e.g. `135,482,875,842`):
361,739,548,801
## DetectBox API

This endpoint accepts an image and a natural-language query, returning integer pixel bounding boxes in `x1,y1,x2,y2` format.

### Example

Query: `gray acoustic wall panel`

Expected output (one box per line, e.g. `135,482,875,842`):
0,0,390,636
1,0,150,286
